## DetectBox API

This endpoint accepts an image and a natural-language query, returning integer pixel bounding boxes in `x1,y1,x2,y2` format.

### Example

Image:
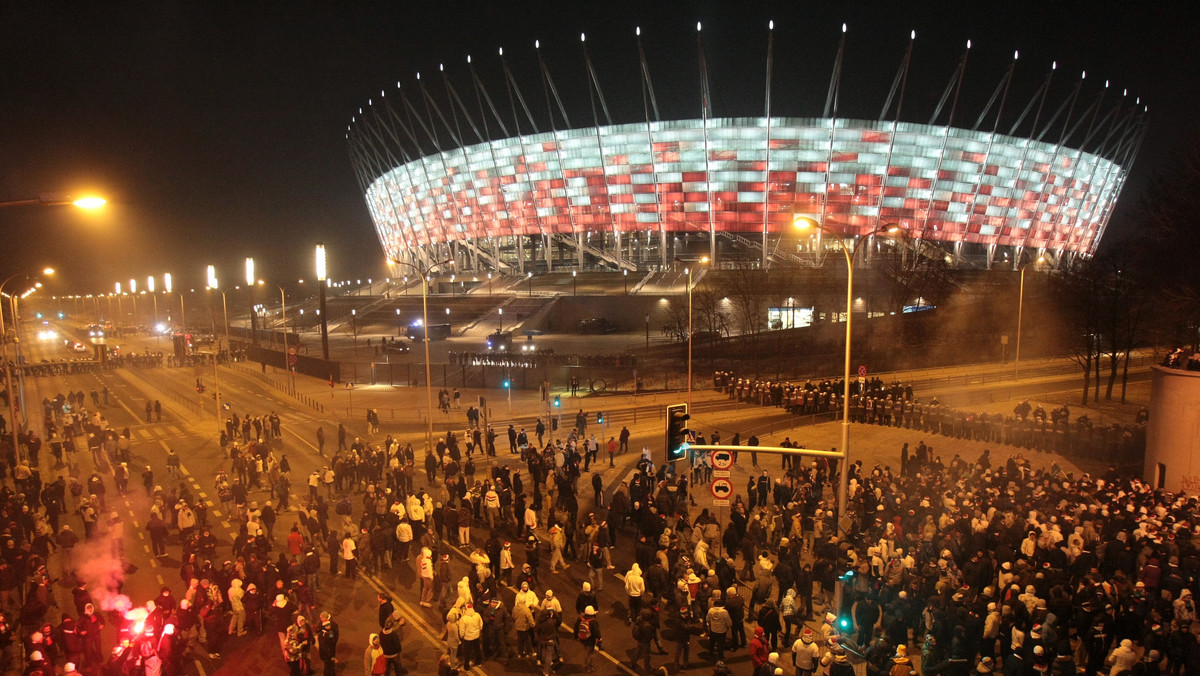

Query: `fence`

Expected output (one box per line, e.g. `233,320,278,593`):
156,381,202,416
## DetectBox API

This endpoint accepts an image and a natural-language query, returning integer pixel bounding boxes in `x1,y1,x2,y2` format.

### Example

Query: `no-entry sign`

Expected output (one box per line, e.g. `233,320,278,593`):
710,478,733,499
710,449,734,470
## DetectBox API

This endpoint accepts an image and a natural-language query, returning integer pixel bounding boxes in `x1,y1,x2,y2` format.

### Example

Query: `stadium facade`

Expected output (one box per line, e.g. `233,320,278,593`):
348,28,1146,274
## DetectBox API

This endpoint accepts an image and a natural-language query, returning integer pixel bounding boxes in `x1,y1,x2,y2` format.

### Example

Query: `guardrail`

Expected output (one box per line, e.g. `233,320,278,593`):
153,379,202,416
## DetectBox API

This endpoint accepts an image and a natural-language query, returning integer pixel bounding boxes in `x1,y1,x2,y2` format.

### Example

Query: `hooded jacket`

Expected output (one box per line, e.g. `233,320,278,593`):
418,548,434,579
364,635,384,676
625,563,645,598
228,579,244,612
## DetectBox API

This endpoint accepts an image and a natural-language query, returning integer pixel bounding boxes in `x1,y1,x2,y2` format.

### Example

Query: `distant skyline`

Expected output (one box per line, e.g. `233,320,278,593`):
1,1,1195,295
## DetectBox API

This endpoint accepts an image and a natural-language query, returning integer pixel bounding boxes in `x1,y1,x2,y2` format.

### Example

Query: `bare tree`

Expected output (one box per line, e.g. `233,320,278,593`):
876,239,954,312
1052,258,1104,405
693,286,732,336
720,261,772,336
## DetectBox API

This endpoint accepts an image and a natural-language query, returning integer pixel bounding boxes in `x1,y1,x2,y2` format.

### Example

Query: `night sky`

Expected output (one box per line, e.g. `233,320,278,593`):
1,1,1195,295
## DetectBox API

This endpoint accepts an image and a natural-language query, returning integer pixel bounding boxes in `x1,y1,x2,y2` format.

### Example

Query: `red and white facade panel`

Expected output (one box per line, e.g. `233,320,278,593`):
364,117,1124,261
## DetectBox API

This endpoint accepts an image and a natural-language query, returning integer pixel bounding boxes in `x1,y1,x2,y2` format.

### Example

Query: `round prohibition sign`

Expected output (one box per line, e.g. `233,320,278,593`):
710,477,733,499
709,449,734,470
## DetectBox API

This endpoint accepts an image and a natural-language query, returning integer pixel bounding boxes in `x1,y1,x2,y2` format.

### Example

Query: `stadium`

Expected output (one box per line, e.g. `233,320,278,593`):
347,26,1146,275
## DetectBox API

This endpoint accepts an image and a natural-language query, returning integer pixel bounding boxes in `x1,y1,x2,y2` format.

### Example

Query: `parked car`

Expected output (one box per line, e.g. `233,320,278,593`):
577,318,618,334
383,340,411,354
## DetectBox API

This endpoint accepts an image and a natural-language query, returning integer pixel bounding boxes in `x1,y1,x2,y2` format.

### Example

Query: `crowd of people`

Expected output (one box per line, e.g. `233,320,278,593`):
447,350,637,370
2,363,1191,676
712,370,1147,461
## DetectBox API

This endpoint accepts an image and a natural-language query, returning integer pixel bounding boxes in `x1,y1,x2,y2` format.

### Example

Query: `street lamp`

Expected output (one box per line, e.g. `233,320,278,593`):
114,282,124,331
527,271,533,298
677,256,710,411
1015,254,1048,380
498,308,504,333
388,256,455,453
624,269,629,295
1,268,53,461
246,258,258,346
206,265,229,349
129,279,138,332
793,214,900,613
0,194,106,209
147,275,160,345
572,270,577,296
316,244,329,360
264,281,295,392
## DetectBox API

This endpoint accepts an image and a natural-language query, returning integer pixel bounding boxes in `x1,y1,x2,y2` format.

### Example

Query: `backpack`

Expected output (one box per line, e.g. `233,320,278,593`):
577,618,592,641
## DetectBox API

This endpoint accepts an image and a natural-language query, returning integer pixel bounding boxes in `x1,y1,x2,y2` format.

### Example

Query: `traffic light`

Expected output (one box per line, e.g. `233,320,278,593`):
596,411,605,424
665,403,690,463
553,395,561,408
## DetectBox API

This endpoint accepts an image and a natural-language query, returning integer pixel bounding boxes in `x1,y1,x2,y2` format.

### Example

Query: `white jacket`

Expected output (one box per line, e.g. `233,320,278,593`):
625,563,645,598
418,549,434,579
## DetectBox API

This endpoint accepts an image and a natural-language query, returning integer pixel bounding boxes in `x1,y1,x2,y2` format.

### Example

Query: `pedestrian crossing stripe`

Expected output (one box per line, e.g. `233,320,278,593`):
134,426,187,442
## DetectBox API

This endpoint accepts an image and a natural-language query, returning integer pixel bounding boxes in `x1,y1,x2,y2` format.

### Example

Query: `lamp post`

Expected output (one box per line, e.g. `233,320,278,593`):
11,282,47,426
793,215,899,614
147,276,160,345
388,256,455,453
115,283,124,333
498,308,503,333
1015,254,1047,380
271,282,294,392
129,279,138,333
527,271,533,297
246,258,258,346
0,195,105,209
677,256,710,411
316,244,330,360
206,265,229,350
572,270,577,296
624,269,629,295
1,268,53,461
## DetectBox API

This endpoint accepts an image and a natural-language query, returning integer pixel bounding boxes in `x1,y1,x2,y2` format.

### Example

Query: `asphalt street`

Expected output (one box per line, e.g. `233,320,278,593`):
8,319,1127,676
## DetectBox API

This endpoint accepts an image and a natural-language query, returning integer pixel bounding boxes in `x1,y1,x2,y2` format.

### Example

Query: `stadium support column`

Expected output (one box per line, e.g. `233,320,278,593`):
544,234,553,271
576,232,584,268
763,20,775,270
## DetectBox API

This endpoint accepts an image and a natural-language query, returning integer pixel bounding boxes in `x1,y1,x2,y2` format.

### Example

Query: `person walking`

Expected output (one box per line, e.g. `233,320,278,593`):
673,604,703,668
380,613,406,676
632,611,655,673
227,579,246,637
458,602,485,670
342,532,358,578
364,633,385,676
624,563,645,624
418,547,435,607
317,612,339,676
706,597,732,662
574,606,603,672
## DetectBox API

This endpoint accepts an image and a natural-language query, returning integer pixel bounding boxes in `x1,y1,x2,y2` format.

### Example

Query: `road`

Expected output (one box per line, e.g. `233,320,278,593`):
6,318,1123,676
10,323,693,676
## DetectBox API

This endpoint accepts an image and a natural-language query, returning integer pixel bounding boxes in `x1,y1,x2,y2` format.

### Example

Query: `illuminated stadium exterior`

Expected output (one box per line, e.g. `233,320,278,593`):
348,28,1146,274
